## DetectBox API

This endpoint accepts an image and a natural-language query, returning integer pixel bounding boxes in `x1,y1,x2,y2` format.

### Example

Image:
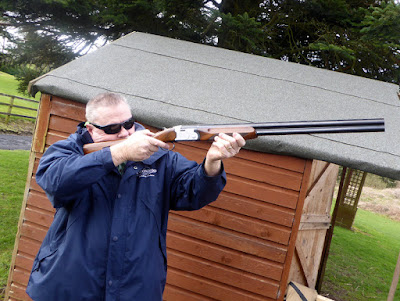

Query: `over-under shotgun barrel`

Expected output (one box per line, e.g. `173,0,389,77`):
187,118,384,132
83,118,384,154
249,118,385,135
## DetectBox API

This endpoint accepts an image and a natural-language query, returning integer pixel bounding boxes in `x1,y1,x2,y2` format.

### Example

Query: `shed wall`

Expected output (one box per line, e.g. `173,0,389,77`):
6,94,317,301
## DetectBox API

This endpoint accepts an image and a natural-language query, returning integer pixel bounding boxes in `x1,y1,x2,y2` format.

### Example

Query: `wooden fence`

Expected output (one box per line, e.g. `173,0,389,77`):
0,92,39,123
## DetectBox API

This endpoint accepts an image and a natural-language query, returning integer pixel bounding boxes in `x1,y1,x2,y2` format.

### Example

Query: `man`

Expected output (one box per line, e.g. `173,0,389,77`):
26,92,245,301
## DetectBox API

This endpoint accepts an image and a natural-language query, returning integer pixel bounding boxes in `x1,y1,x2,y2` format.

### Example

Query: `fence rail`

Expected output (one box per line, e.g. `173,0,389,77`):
0,92,39,123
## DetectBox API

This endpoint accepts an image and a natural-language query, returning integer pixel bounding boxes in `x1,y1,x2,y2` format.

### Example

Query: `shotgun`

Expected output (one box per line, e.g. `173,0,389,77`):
83,118,385,155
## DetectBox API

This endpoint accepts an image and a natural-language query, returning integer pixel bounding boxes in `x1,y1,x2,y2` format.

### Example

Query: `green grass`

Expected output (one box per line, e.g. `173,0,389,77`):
0,71,39,120
0,150,30,298
321,208,400,300
0,72,26,97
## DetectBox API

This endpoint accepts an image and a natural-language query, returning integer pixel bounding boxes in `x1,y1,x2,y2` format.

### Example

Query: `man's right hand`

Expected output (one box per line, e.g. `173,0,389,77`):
110,130,170,166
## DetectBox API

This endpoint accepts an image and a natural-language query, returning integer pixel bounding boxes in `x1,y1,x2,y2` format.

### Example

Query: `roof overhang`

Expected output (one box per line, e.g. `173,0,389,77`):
29,32,400,180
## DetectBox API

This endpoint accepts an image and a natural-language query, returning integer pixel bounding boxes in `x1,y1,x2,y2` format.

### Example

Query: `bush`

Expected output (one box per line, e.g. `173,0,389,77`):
364,173,397,189
337,167,398,189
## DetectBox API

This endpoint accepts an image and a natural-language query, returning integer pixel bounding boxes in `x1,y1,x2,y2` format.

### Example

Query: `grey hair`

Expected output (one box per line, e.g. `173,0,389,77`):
85,92,130,123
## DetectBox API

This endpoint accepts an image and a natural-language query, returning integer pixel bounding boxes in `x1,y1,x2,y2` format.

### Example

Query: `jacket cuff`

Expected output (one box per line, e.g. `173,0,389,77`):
94,147,116,171
200,158,226,179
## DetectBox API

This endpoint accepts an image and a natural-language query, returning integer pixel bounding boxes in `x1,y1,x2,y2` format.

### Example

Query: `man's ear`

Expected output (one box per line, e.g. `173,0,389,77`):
86,123,95,136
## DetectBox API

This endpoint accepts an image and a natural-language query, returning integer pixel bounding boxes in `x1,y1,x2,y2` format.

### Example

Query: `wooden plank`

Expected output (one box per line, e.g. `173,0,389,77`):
299,214,331,230
26,191,54,213
174,207,291,245
300,214,331,224
16,237,41,258
50,96,86,120
298,223,330,231
223,156,303,191
173,144,303,191
166,231,283,281
32,94,51,153
288,251,307,287
168,214,287,263
29,177,44,194
14,253,35,272
168,248,279,298
24,207,54,229
211,192,295,227
225,176,299,209
20,222,48,243
7,282,32,301
307,161,330,192
294,244,313,287
164,284,215,301
292,229,328,288
48,115,81,134
235,149,307,173
303,164,339,216
286,281,318,301
166,268,275,301
277,159,313,301
46,131,70,146
172,140,307,173
10,268,30,288
32,157,40,175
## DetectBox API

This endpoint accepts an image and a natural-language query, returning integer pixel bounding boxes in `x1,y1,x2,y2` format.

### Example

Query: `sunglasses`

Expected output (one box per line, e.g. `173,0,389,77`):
89,116,135,134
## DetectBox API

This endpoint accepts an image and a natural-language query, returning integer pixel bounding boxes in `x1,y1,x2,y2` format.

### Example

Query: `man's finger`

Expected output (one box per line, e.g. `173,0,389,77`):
149,137,170,150
232,132,246,148
217,133,239,152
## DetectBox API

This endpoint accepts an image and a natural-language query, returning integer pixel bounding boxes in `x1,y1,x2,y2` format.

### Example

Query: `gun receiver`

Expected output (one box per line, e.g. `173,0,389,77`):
83,118,385,155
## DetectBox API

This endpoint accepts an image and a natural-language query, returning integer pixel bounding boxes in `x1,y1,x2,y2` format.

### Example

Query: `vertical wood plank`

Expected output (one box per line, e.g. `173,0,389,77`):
32,94,52,153
277,159,314,300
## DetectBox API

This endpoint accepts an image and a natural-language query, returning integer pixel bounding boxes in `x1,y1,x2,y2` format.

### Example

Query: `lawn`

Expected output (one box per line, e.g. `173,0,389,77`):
321,208,400,300
0,71,39,121
0,150,30,298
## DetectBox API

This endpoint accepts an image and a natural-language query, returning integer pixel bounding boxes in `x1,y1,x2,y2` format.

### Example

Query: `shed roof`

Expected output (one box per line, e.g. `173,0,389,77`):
30,32,400,180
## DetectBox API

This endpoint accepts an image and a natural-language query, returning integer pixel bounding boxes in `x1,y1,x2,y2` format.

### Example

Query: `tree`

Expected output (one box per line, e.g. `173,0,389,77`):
0,0,399,92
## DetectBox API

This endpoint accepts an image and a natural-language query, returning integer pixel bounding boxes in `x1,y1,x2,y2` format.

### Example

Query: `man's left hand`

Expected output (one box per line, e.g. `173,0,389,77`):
204,133,246,176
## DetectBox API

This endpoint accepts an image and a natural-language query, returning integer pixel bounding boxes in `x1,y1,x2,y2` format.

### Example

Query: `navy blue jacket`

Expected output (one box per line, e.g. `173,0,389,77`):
26,123,226,301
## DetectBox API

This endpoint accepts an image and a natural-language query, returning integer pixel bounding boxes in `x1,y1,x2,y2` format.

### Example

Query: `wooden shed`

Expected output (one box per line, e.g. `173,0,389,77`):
5,32,399,301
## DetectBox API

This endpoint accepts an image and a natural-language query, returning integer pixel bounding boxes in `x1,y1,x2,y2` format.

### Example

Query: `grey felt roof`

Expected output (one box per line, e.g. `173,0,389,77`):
30,32,400,180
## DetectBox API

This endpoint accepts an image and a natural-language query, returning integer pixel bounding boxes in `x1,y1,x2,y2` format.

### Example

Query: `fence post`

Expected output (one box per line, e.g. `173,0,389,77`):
388,250,400,301
5,96,15,124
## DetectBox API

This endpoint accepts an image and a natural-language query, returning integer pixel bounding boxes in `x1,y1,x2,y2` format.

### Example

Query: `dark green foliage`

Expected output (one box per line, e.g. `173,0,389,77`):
0,0,399,92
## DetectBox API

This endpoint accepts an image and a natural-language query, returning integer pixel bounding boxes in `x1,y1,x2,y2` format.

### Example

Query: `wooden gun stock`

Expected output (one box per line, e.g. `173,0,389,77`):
82,126,257,154
82,118,385,155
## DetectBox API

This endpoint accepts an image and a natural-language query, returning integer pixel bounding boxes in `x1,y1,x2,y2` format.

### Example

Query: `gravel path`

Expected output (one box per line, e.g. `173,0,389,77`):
0,134,33,150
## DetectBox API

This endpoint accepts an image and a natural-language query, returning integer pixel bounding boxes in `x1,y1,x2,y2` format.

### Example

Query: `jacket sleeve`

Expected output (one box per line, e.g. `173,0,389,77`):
168,152,227,211
36,136,116,208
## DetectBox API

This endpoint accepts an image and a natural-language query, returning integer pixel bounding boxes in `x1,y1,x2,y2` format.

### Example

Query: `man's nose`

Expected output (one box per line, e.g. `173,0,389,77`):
118,127,129,138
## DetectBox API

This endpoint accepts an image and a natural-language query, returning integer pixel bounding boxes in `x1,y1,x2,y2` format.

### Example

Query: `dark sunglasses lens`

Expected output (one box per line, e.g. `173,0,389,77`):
123,119,135,130
101,117,134,134
104,124,122,134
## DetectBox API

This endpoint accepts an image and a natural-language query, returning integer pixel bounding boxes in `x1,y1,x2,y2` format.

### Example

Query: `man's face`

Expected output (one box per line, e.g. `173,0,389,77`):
86,102,135,142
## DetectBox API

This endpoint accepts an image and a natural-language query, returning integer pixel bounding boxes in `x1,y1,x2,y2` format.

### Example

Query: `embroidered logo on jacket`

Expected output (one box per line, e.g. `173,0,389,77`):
138,168,158,178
